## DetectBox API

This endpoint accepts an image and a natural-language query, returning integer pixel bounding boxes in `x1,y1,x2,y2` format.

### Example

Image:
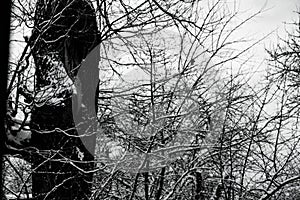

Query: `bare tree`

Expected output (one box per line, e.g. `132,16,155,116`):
258,10,300,200
7,0,296,200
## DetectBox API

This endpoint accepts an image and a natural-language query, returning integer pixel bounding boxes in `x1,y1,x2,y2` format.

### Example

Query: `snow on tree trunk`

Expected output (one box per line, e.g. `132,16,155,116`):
29,0,99,199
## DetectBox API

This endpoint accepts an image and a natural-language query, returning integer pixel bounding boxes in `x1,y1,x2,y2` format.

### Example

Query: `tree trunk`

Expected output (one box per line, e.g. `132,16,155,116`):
29,0,99,199
30,101,95,200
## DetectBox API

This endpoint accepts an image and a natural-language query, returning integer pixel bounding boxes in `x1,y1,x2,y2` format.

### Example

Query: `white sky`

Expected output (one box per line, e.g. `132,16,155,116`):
236,0,299,61
213,0,300,86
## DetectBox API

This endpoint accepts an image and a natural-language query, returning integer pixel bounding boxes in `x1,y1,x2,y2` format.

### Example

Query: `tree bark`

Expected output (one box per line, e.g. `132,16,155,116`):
29,0,99,199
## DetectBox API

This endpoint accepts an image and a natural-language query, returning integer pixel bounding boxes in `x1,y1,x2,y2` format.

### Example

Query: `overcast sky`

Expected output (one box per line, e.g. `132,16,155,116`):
212,0,299,84
237,0,299,58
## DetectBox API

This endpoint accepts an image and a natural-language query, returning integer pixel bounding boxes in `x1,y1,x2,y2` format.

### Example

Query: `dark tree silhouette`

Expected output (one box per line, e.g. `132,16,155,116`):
28,0,99,199
1,1,11,199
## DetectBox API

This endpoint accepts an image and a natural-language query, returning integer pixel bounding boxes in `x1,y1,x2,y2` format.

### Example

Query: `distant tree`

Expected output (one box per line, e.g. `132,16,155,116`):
259,10,300,200
267,11,300,114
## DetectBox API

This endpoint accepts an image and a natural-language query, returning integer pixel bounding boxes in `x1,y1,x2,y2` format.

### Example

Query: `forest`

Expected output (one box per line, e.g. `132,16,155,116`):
3,0,300,199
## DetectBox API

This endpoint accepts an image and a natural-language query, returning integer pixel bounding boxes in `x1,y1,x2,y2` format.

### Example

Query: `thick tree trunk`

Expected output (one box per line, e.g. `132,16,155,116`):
30,100,95,200
29,0,99,199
